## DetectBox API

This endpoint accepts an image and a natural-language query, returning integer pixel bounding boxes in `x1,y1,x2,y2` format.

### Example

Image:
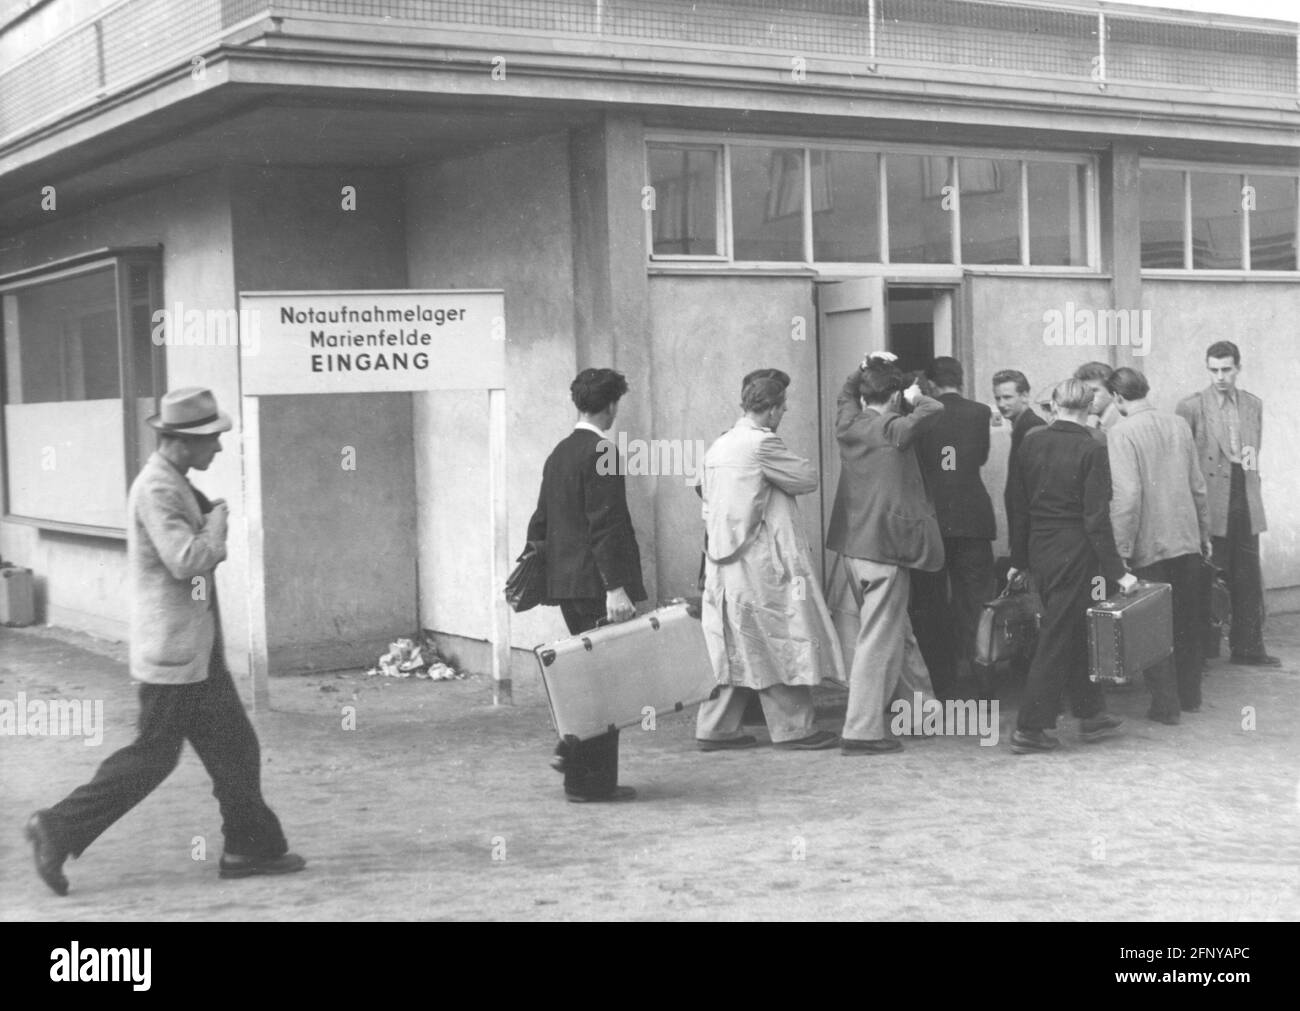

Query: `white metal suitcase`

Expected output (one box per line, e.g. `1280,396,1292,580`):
534,598,719,744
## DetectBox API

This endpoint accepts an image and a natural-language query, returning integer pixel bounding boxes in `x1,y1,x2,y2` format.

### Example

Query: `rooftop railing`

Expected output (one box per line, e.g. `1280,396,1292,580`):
2,0,1297,148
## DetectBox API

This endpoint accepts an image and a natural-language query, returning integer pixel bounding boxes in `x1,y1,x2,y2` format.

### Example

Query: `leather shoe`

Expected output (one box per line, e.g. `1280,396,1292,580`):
1230,653,1282,667
1009,729,1059,754
218,852,307,879
25,811,69,897
566,786,637,803
1079,713,1124,741
697,735,760,752
774,730,840,751
1146,709,1181,725
840,738,903,755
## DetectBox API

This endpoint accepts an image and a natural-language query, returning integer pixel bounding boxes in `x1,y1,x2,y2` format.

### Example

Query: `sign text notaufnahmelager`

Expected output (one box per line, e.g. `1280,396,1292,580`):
286,303,467,374
239,290,505,396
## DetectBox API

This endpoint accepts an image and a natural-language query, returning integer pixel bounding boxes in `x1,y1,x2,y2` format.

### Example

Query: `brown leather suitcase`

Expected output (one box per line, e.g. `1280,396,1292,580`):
534,598,719,744
1087,580,1173,685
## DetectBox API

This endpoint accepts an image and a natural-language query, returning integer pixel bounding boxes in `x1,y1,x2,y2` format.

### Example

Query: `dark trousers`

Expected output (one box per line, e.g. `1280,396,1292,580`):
43,646,287,859
556,599,620,798
1210,464,1266,658
910,537,995,698
1133,554,1203,714
1017,526,1106,731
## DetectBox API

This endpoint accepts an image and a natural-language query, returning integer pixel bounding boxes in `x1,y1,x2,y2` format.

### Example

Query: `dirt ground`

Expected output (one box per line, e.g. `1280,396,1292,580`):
2,618,1299,922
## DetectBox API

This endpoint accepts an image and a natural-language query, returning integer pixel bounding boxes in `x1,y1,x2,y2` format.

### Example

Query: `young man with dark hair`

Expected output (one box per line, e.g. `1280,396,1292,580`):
1176,342,1279,667
26,387,305,895
912,357,996,698
527,367,647,801
992,369,1045,537
828,354,945,754
1074,361,1122,432
1107,367,1211,719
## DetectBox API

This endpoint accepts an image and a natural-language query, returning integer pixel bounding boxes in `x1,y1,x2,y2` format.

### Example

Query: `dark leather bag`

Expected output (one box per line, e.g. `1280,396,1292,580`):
975,581,1043,667
505,541,546,613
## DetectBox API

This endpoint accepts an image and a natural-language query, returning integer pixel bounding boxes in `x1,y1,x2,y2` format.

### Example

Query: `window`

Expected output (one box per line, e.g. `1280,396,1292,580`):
647,144,721,257
731,145,806,262
1028,161,1088,267
1140,162,1299,272
647,138,1094,269
959,157,1021,265
888,155,954,264
2,251,164,532
813,149,879,262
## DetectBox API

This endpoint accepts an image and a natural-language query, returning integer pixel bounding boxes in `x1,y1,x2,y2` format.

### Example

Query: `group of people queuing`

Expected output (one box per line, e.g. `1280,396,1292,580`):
529,338,1277,800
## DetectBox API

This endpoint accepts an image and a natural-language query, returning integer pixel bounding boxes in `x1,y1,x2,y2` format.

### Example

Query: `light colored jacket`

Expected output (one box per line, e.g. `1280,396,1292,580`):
1107,405,1209,568
127,452,227,684
702,417,818,562
1175,386,1266,537
700,418,844,689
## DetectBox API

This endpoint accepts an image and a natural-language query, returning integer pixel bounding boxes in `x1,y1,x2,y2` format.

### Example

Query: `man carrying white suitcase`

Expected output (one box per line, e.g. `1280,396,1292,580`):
527,368,646,803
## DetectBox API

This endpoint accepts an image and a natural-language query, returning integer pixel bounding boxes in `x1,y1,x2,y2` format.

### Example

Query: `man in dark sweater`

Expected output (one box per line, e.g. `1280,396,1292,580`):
912,357,997,698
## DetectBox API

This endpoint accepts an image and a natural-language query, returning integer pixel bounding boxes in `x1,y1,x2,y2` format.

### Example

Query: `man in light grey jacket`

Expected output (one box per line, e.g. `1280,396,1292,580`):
1107,368,1211,721
25,387,304,896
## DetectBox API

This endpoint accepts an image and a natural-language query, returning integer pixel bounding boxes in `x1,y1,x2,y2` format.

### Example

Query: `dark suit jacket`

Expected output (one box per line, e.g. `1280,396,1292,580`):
1008,420,1125,583
526,428,646,603
1004,407,1046,520
1175,385,1266,537
916,392,996,540
825,372,945,571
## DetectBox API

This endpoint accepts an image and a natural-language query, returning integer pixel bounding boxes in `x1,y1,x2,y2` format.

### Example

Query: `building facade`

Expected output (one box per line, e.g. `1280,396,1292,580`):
2,0,1298,683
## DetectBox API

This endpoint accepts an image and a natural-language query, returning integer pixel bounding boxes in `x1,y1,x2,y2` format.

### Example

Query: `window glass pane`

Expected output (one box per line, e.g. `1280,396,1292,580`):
1028,161,1088,266
1140,168,1185,268
4,267,126,527
887,154,953,263
812,149,879,262
731,145,805,261
4,268,119,404
959,157,1020,264
1249,175,1298,271
648,144,719,256
1191,171,1243,269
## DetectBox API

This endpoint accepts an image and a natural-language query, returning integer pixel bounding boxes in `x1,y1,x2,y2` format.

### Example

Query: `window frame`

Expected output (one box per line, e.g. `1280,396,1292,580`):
645,131,1099,273
0,246,166,538
1139,158,1300,277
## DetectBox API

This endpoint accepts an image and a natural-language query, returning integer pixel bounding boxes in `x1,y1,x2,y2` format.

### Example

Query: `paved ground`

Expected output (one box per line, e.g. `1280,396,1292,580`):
2,618,1299,921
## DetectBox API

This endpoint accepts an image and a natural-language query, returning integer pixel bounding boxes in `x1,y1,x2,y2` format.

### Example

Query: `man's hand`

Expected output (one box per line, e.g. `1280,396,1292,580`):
860,350,898,369
903,380,923,406
1118,573,1138,594
1005,567,1026,591
210,501,229,527
605,586,635,623
1202,540,1214,561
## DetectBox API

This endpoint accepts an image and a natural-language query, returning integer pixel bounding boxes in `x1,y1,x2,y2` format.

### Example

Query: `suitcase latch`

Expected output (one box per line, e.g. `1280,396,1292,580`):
581,637,593,651
539,648,556,666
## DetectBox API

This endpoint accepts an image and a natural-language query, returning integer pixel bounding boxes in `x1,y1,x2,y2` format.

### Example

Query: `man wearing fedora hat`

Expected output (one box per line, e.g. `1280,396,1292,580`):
25,387,305,895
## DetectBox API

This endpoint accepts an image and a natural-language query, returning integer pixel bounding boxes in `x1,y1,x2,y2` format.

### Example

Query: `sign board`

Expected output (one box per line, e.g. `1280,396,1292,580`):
239,289,505,395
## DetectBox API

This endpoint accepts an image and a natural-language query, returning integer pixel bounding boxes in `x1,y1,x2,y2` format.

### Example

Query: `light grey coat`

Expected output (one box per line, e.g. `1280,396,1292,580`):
127,451,227,684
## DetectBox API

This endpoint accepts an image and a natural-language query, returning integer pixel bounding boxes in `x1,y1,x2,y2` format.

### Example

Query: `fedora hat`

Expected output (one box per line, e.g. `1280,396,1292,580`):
147,387,233,436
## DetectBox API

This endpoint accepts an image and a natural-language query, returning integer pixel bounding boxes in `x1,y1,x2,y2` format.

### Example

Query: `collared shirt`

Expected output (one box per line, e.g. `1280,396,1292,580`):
1216,388,1242,462
574,420,606,437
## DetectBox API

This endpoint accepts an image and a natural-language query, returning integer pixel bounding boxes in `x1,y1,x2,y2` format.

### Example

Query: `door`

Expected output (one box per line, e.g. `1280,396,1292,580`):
815,276,885,584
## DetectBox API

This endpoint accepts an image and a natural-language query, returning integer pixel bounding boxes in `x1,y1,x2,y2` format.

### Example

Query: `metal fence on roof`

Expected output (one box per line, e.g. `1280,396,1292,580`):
2,0,1297,146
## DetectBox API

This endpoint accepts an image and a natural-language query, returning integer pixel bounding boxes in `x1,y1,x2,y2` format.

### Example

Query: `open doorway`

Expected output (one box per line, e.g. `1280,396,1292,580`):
885,286,954,373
